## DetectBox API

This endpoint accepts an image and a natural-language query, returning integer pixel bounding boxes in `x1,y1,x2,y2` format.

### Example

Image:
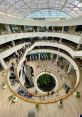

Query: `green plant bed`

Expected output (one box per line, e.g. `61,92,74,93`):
35,103,40,111
37,74,56,92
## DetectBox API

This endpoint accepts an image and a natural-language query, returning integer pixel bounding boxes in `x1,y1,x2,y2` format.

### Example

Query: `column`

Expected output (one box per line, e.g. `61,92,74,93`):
38,53,40,60
12,40,15,47
50,53,54,60
0,55,7,70
67,64,72,74
56,55,59,63
62,27,64,33
59,38,62,43
37,27,39,32
24,26,26,32
30,55,31,61
5,24,11,34
77,44,80,50
5,24,15,47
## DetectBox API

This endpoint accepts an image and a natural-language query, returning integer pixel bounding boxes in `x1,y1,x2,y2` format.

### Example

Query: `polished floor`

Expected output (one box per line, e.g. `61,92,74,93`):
0,60,82,117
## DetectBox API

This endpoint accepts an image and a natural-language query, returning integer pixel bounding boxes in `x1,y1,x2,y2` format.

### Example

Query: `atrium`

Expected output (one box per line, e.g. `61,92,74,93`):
0,0,82,117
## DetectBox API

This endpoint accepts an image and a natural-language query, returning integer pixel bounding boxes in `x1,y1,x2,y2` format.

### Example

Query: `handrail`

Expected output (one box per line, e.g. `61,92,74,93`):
6,48,79,103
0,32,81,45
1,41,82,59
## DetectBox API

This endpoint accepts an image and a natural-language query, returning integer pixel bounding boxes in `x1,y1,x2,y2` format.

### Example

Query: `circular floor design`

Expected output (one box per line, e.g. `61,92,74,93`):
7,59,79,104
34,71,58,94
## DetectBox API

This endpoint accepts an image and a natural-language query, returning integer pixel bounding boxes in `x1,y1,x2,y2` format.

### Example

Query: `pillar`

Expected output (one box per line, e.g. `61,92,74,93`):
30,55,31,61
38,53,40,60
56,55,59,63
59,38,62,43
50,53,54,60
24,26,26,32
0,55,7,70
67,64,72,74
37,27,39,32
62,27,64,33
12,40,15,47
5,24,11,34
77,44,80,50
5,24,15,47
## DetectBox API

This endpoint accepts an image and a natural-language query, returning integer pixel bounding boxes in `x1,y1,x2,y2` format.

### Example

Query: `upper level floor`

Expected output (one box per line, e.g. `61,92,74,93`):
0,23,82,36
0,32,82,45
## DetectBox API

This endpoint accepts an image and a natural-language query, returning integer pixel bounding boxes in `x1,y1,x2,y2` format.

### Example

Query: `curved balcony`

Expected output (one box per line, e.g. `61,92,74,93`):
6,49,80,104
0,32,81,45
1,41,82,60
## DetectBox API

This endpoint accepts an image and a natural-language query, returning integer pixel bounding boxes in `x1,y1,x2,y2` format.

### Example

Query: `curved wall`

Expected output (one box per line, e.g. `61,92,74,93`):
18,49,80,89
23,41,82,58
1,41,82,59
0,32,81,45
0,43,30,59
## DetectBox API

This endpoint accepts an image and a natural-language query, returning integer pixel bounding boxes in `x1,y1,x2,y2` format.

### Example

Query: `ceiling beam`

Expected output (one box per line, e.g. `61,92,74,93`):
61,0,68,10
5,0,18,11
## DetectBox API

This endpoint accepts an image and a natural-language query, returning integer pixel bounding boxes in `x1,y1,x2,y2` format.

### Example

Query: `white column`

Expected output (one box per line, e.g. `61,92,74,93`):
56,55,59,63
12,40,15,47
24,26,26,32
37,27,39,32
38,53,40,60
5,24,16,47
5,24,11,34
30,55,31,61
0,55,7,70
50,53,54,60
59,38,62,43
62,27,64,33
77,44,80,50
67,64,72,74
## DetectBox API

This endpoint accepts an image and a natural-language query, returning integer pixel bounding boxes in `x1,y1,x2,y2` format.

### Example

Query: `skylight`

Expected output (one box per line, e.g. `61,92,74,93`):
27,9,70,18
0,0,82,19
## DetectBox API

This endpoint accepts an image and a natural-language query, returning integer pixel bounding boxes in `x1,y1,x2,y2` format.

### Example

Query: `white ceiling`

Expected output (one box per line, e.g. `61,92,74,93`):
0,0,82,18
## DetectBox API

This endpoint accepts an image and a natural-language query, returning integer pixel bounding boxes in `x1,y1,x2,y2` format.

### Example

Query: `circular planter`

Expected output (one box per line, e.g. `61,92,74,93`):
34,71,58,94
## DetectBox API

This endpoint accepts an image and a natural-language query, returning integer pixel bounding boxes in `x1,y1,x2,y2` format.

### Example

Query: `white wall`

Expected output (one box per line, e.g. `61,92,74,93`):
0,32,81,45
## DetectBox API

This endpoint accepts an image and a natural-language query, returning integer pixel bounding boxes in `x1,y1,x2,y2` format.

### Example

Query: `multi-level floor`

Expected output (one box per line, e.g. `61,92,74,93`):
0,0,82,117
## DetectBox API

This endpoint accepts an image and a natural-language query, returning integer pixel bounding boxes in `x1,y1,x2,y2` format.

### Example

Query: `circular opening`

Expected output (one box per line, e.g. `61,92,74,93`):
37,74,56,92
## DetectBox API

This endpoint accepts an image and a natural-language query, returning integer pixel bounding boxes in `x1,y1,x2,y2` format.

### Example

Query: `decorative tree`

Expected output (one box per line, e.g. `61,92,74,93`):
74,91,80,98
35,103,40,111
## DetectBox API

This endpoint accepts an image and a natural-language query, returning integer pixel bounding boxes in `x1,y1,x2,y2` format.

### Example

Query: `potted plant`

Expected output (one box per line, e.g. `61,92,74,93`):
35,103,40,111
2,82,7,89
74,91,80,98
8,95,14,101
2,71,6,76
8,95,18,103
58,99,63,107
12,96,18,103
